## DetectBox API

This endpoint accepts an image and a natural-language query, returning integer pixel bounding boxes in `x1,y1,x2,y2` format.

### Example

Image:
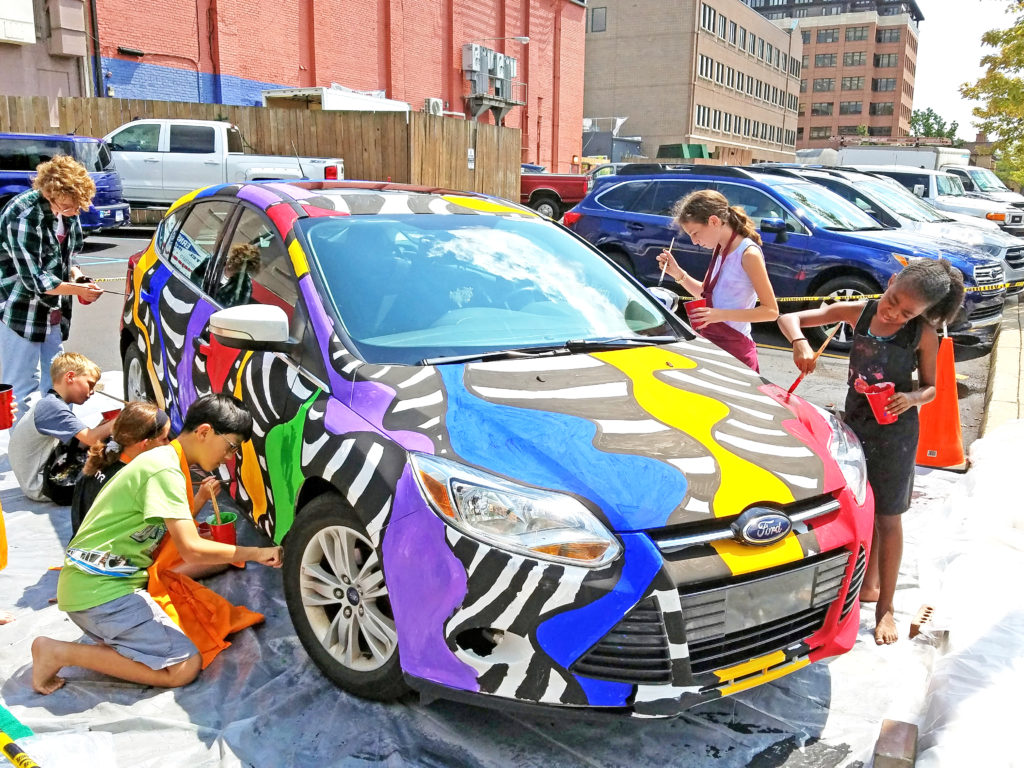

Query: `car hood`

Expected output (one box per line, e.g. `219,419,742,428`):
915,221,1020,251
933,195,1008,215
368,339,850,533
856,228,999,268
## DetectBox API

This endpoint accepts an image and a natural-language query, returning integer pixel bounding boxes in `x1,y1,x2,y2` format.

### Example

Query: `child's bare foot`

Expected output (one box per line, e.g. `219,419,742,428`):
874,610,898,645
31,637,66,694
0,610,15,625
859,585,879,603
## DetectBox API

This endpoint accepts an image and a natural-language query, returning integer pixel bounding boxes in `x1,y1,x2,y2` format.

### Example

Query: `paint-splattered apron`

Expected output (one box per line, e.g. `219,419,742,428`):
844,301,923,516
699,233,760,372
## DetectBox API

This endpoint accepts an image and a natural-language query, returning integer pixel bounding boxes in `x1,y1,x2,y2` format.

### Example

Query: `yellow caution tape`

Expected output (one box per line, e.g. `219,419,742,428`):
677,279,1024,304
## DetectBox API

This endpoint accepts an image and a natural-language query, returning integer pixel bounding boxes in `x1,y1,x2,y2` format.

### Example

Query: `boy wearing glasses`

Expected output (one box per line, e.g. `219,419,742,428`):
9,352,113,503
31,393,282,695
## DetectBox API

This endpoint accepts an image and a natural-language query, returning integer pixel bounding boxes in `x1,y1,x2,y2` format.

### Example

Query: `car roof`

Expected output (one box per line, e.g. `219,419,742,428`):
845,165,955,177
0,132,103,143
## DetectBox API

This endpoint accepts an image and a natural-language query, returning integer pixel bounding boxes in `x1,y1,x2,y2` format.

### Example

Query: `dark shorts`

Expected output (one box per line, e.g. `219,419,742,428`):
67,590,198,670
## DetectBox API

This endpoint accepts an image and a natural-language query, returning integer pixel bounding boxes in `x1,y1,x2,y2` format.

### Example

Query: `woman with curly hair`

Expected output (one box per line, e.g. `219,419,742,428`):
0,154,105,418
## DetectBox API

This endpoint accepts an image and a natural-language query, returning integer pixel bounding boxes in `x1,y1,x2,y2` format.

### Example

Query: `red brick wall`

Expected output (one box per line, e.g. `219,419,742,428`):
96,0,584,171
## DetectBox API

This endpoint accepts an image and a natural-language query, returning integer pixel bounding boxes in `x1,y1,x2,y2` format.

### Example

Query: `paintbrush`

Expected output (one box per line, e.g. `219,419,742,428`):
211,493,222,525
659,237,676,285
786,323,841,395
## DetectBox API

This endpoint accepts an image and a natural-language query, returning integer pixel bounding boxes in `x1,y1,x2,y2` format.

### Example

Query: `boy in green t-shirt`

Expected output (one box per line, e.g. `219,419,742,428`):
31,394,282,695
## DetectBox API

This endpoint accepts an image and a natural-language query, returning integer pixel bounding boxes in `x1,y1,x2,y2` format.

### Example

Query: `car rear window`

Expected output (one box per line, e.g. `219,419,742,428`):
595,181,650,212
0,137,111,172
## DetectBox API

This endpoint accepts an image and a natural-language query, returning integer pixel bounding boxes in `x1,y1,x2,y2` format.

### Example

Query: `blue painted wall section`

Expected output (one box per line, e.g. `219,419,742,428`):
103,57,285,106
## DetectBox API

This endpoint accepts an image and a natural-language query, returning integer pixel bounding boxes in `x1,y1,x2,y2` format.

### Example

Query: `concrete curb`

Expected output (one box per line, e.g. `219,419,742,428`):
981,294,1023,436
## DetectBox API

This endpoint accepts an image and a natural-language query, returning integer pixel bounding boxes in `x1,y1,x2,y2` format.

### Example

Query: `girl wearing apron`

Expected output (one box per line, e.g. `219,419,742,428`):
656,189,779,371
777,259,965,645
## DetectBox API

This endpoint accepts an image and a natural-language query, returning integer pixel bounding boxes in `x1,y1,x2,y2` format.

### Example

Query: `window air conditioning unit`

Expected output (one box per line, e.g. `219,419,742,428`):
424,97,444,116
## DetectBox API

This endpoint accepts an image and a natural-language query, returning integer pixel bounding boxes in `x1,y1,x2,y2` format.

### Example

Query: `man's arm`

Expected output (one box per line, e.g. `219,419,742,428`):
164,518,282,567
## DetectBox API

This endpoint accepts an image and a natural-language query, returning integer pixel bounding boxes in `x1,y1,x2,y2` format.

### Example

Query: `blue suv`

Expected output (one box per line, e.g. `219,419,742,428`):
563,167,1005,350
0,132,130,232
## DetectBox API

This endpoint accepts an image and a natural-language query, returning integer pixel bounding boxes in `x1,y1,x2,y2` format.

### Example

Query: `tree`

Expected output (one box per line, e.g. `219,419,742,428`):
960,1,1024,146
909,108,959,140
856,124,869,137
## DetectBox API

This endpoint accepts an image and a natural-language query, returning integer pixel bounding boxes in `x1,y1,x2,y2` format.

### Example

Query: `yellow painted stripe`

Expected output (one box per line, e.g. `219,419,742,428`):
130,245,165,409
710,533,804,575
288,239,310,278
594,347,795,516
718,657,810,696
166,187,206,215
441,194,534,215
231,352,268,522
714,649,787,682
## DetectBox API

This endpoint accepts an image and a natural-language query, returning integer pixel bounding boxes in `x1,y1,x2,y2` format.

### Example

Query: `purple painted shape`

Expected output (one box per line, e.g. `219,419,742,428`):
299,275,349,396
177,301,217,416
237,184,282,209
382,466,479,692
325,397,433,453
265,182,315,199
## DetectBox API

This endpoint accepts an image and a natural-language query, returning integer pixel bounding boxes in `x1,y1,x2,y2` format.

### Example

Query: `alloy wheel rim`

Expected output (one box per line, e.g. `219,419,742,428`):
126,355,148,402
299,524,397,672
821,288,864,345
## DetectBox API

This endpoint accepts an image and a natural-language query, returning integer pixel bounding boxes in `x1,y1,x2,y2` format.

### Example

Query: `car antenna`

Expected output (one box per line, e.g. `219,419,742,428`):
290,141,308,180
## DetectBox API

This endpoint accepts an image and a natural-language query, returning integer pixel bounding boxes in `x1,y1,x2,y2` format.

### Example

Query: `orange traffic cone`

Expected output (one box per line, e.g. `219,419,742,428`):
916,334,966,469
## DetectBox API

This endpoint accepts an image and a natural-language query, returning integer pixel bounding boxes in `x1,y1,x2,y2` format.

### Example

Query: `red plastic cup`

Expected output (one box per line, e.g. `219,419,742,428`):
205,511,237,545
862,381,897,424
684,298,707,325
0,384,13,430
102,408,122,422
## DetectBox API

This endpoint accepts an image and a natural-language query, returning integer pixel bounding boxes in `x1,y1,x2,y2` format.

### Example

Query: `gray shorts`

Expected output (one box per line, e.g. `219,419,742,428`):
67,590,199,671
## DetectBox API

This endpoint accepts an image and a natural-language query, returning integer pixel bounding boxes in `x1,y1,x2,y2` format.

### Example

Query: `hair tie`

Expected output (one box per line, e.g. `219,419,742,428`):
105,439,122,454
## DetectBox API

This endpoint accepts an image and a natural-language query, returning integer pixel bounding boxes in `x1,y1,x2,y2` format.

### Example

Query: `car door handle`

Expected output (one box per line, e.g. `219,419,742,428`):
626,222,644,231
203,160,219,165
143,158,159,163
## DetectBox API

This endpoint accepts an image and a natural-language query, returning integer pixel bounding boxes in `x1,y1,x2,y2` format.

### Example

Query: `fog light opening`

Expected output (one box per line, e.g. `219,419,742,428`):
455,628,505,657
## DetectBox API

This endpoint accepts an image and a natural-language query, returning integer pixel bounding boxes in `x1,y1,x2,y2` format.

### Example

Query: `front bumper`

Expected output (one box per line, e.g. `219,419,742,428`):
80,203,131,231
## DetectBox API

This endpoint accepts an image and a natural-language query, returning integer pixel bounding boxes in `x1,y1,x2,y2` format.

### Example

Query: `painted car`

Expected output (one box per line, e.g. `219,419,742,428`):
120,180,873,717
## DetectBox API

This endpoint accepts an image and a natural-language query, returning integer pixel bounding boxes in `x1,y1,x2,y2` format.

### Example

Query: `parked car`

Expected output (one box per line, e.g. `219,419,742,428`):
562,167,1006,350
0,132,130,231
121,179,874,717
754,165,1024,295
520,171,590,219
850,165,1024,237
942,164,1024,210
103,119,344,205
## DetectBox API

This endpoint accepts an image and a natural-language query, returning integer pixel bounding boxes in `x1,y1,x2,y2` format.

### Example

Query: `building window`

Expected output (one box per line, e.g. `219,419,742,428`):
839,101,862,114
739,27,747,49
797,127,805,140
869,101,895,115
800,78,807,93
729,21,737,44
816,28,839,44
838,125,861,135
794,8,808,17
815,53,837,67
590,7,607,33
846,26,869,41
719,14,728,39
802,54,809,68
798,102,806,116
874,53,898,67
869,125,893,136
872,78,896,91
749,32,757,55
842,76,865,90
813,78,835,92
844,51,866,66
736,71,745,91
877,28,901,43
701,3,716,32
801,30,810,44
810,126,830,139
811,102,834,116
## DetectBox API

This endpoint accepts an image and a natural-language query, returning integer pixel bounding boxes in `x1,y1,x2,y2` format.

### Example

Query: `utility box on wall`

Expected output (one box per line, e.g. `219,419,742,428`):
0,0,35,45
46,0,86,57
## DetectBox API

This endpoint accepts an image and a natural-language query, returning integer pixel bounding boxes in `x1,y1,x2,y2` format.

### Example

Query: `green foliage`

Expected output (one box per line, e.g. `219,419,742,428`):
909,108,959,140
856,124,869,137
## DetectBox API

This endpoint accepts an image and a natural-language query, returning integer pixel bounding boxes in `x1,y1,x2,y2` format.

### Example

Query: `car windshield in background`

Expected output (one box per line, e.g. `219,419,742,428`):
968,167,1010,192
936,174,966,196
772,182,883,231
300,214,673,365
858,176,947,223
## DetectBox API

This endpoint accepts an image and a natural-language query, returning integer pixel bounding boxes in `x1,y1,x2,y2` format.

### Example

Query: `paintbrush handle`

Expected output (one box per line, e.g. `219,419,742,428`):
211,494,221,525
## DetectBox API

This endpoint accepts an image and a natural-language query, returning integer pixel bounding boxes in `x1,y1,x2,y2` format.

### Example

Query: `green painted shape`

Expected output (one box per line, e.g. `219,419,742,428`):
265,393,320,543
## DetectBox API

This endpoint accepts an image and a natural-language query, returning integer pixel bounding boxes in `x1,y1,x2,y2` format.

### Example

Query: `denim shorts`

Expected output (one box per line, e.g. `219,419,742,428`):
67,590,199,671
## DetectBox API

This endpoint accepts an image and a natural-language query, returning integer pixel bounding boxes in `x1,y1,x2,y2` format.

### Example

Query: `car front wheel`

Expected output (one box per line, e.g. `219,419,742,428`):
806,276,880,352
283,494,406,701
530,195,561,219
122,342,155,402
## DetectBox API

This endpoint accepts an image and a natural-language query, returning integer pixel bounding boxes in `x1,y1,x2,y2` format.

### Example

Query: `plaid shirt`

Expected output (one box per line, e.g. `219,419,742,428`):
0,189,80,342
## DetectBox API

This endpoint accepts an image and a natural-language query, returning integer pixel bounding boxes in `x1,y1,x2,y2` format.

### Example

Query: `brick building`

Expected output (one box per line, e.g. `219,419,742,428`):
584,0,802,163
742,0,922,149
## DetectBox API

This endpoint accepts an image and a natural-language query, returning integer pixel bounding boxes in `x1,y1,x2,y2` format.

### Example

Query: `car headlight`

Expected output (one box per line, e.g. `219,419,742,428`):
979,243,1005,259
410,453,622,568
811,405,867,505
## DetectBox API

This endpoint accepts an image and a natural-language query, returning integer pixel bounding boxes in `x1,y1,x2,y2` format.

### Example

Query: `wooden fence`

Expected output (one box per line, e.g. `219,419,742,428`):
0,95,521,201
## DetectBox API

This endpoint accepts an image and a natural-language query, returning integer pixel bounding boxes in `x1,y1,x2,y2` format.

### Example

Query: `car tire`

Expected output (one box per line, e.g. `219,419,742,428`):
122,342,155,402
602,247,636,276
531,195,561,219
283,494,407,701
807,275,880,352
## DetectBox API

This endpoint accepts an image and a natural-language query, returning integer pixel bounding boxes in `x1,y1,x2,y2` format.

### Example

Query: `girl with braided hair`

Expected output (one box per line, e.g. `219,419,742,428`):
656,189,779,371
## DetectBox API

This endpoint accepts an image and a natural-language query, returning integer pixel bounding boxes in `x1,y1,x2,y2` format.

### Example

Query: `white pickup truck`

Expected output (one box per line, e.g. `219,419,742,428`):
103,118,344,205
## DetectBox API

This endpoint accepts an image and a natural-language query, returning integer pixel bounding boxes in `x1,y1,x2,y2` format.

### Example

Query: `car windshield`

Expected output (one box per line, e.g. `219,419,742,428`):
967,166,1010,192
770,182,883,231
299,214,675,365
936,174,966,196
855,176,947,222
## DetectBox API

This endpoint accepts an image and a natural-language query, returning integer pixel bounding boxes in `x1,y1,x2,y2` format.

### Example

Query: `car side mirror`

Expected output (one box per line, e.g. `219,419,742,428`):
961,179,975,191
912,184,925,197
646,286,680,315
760,216,789,243
210,305,298,354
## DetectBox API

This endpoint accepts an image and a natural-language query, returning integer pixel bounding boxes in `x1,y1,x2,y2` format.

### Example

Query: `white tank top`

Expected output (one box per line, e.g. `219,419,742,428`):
706,236,760,338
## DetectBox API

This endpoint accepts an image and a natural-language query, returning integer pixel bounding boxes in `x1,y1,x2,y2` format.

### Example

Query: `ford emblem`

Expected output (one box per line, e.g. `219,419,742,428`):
731,508,793,546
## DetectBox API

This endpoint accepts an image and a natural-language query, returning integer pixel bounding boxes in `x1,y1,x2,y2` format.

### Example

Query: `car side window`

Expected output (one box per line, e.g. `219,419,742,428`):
650,181,702,216
716,182,803,233
109,123,160,152
169,125,216,154
213,208,298,317
595,181,650,212
166,201,236,289
154,206,185,258
884,172,929,191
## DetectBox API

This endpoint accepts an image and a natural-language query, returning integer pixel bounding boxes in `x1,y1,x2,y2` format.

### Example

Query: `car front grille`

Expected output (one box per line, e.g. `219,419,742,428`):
1005,247,1024,271
968,303,1004,323
840,547,867,621
571,597,673,685
974,263,1005,287
1009,212,1024,226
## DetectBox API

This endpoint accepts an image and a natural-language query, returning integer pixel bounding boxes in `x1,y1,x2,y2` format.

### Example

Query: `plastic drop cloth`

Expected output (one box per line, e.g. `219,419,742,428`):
0,380,1015,767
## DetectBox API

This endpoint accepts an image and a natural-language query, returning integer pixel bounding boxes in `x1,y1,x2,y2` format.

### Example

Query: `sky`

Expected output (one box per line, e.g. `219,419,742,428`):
915,0,1017,139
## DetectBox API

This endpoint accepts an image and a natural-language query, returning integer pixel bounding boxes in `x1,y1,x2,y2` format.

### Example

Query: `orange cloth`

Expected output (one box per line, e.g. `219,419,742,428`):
145,440,263,669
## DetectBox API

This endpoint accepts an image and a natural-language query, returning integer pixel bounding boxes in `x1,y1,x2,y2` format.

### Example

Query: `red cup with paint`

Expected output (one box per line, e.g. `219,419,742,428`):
205,511,237,546
861,381,897,424
102,408,122,422
684,298,707,326
0,384,13,430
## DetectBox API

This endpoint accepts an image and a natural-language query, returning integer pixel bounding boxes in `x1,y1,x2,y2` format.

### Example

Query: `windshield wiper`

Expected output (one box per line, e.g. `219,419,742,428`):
420,335,678,365
564,335,678,352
